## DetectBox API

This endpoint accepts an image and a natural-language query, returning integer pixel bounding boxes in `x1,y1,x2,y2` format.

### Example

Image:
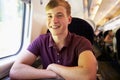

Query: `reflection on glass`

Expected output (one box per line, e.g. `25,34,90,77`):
0,0,24,58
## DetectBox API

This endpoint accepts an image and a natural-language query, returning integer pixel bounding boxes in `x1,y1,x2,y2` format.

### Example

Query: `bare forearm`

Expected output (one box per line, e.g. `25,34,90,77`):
10,64,57,79
47,64,97,80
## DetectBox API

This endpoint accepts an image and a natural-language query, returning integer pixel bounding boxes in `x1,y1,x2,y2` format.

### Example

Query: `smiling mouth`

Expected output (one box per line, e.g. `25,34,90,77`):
51,26,60,29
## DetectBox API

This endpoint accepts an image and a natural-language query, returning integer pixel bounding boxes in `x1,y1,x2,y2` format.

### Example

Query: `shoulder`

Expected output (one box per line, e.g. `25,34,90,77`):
71,33,91,44
38,33,50,39
29,33,50,47
34,33,50,42
70,33,93,53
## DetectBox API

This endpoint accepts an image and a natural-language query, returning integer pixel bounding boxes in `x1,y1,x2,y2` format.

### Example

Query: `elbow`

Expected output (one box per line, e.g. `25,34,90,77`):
9,68,18,79
87,71,97,80
81,74,97,80
88,75,97,80
79,74,96,80
81,68,97,80
9,69,15,79
88,76,97,80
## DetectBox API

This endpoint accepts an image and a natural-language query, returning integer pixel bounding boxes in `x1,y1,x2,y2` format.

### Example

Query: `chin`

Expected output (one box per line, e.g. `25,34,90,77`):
51,32,60,36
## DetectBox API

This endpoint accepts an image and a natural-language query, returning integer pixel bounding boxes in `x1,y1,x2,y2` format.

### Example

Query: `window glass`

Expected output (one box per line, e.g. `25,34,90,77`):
0,0,24,58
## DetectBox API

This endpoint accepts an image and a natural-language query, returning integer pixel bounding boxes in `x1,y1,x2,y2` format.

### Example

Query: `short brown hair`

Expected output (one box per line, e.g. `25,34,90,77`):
45,0,71,16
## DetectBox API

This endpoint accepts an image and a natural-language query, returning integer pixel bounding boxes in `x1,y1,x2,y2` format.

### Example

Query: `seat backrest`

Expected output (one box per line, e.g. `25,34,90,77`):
68,17,94,44
115,28,120,58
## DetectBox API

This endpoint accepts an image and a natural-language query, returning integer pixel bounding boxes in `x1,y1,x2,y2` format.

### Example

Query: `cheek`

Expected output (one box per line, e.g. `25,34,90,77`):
61,23,68,31
62,20,69,27
46,20,51,28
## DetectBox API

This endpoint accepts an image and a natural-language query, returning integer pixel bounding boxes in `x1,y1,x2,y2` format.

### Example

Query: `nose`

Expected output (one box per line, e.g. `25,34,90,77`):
52,16,58,23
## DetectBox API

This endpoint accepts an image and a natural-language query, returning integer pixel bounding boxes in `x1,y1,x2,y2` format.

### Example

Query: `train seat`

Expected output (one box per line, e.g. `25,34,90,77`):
115,28,120,61
68,17,94,44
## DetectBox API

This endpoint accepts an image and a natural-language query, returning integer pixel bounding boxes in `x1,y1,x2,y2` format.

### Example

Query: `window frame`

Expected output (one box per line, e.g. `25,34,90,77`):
0,1,26,59
0,2,32,79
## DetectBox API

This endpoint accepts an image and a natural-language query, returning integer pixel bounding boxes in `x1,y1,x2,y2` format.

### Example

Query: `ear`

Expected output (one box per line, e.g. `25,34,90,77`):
68,16,72,24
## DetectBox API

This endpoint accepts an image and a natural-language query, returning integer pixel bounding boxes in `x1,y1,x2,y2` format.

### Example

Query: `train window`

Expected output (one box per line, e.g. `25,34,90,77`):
0,0,24,58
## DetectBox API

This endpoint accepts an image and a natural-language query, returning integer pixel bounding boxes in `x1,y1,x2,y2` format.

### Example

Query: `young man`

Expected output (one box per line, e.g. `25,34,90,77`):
10,0,97,80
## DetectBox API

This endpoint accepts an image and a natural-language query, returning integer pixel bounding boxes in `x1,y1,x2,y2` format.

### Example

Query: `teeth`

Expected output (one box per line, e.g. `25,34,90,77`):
52,26,59,29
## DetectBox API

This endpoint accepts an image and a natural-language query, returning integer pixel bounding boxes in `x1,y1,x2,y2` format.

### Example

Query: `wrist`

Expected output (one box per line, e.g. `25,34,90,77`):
46,70,57,78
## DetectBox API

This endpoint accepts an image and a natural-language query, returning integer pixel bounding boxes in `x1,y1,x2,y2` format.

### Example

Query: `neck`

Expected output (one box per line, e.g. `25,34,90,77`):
52,32,68,50
52,34,67,44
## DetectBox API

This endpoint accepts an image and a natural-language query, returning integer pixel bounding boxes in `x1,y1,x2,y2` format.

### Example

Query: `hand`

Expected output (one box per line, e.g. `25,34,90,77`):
47,63,64,80
56,74,64,80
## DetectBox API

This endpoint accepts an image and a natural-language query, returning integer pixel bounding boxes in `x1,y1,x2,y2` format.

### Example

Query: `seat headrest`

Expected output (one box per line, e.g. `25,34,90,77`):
68,17,94,44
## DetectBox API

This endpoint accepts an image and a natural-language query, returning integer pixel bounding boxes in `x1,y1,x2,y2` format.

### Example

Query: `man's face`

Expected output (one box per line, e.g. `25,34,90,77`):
46,6,71,36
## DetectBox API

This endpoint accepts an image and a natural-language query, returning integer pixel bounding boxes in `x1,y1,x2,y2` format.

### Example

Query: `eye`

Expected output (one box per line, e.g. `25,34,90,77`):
56,13,64,18
47,15,52,19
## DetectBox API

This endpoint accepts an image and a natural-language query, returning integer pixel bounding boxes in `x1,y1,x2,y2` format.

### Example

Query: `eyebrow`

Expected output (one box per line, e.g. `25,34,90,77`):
47,13,52,15
57,12,64,15
47,12,64,15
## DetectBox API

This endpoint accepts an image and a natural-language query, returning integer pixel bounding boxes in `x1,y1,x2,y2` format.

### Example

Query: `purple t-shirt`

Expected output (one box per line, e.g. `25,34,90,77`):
27,32,93,69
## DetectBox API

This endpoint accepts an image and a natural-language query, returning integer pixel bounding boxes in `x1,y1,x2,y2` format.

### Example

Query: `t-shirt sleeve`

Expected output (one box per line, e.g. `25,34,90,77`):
77,37,93,55
27,36,41,56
